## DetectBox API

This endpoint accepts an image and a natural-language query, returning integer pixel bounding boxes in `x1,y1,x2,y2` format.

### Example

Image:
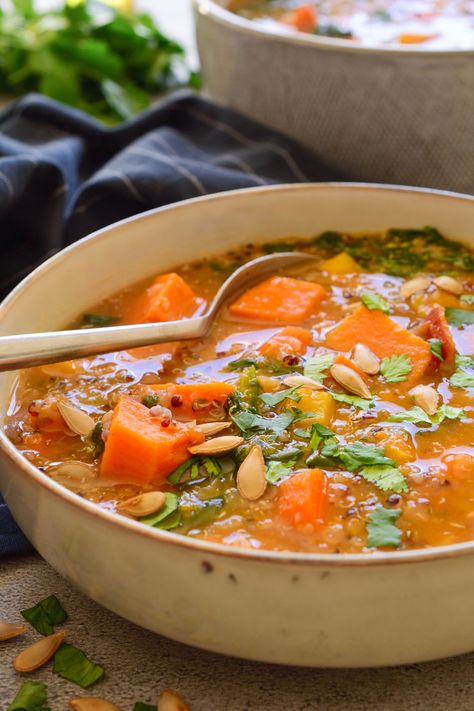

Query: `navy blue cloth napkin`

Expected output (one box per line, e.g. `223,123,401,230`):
0,90,342,557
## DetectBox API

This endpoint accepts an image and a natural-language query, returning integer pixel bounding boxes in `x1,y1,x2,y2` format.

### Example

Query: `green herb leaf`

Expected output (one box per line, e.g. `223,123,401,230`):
359,465,408,493
133,704,156,711
142,395,159,408
303,354,333,383
450,370,474,388
21,595,67,636
460,295,474,305
331,392,373,410
445,308,474,326
455,354,474,368
360,292,390,314
227,358,257,371
266,460,294,484
90,422,104,458
339,443,393,472
309,423,335,451
231,409,296,435
259,386,301,406
238,365,259,407
428,338,444,361
201,457,221,477
140,492,179,529
168,457,199,485
389,405,464,425
7,681,50,711
380,354,412,382
366,506,402,548
53,644,104,688
82,313,118,327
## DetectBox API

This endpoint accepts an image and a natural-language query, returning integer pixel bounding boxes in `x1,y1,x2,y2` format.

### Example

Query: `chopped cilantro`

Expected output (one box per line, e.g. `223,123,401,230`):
231,409,296,435
309,423,335,451
455,354,474,368
227,358,258,371
140,493,180,529
380,354,412,383
90,422,104,458
428,338,444,361
359,465,408,493
21,595,67,636
445,308,474,326
331,392,373,410
201,457,221,477
314,23,352,38
168,457,199,485
239,365,259,408
460,295,474,305
259,386,301,406
389,405,464,425
142,395,159,408
450,370,474,388
81,313,118,327
360,292,390,314
53,644,104,688
367,506,402,548
339,443,393,472
7,681,50,711
133,705,156,711
303,354,333,383
266,460,294,484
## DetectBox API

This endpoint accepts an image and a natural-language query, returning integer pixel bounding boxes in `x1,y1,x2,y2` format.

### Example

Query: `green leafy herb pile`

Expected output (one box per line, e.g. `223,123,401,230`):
0,0,198,123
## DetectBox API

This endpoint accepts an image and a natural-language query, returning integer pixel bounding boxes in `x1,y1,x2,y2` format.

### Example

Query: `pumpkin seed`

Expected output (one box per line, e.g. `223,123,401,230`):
69,699,121,711
189,435,243,455
433,275,464,295
330,364,371,399
57,401,95,437
158,688,191,711
400,277,430,299
412,385,439,416
350,344,380,375
236,445,267,501
117,491,166,518
0,622,26,642
283,375,324,389
13,630,65,672
50,462,97,491
195,421,232,436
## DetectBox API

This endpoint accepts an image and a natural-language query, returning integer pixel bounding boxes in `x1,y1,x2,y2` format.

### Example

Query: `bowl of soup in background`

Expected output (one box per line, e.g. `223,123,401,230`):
193,0,474,194
1,183,474,667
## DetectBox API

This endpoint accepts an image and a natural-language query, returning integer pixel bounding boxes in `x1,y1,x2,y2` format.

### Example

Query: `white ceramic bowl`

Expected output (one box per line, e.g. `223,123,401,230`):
194,0,474,195
1,184,474,668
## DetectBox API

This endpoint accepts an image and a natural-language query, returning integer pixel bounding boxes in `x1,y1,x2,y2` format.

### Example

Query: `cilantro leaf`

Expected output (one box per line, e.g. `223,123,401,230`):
460,295,474,305
7,681,50,711
303,354,333,383
367,506,402,548
445,308,474,326
434,405,465,423
389,405,464,425
231,409,296,435
450,370,474,388
201,457,221,477
331,392,373,410
168,457,199,485
259,386,301,406
309,423,335,451
428,338,444,361
266,460,294,484
238,365,259,408
90,422,104,458
53,644,104,688
359,465,408,493
134,705,156,711
81,313,118,327
360,292,390,314
142,395,159,408
455,354,474,368
380,354,412,382
227,358,258,371
140,493,180,529
21,595,67,636
339,443,393,472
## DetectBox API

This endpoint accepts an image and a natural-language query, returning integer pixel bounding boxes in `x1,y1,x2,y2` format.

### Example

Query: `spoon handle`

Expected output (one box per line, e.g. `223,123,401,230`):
0,317,209,372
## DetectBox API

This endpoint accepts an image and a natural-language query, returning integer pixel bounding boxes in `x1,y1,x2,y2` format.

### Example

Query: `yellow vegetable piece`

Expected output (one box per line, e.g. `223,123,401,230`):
288,388,336,427
321,252,362,275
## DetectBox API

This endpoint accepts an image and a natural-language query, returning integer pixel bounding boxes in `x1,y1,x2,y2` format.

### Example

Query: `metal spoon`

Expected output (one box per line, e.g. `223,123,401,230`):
0,252,315,372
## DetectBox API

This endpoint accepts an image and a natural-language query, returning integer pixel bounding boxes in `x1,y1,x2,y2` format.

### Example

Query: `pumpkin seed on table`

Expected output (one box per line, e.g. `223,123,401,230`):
412,385,439,416
195,421,232,436
158,688,191,711
236,445,267,501
13,629,65,672
400,277,431,299
117,491,166,518
0,621,26,641
57,401,95,436
433,275,464,295
189,435,243,455
330,363,371,399
69,699,121,711
350,344,380,375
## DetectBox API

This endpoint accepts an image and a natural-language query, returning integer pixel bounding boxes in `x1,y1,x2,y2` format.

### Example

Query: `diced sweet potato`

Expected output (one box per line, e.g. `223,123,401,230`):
286,388,336,427
259,326,312,359
425,305,456,364
278,469,328,527
398,33,437,44
282,4,318,32
100,395,204,483
443,453,474,482
322,252,362,275
326,305,431,384
229,276,326,324
150,382,234,420
127,273,201,324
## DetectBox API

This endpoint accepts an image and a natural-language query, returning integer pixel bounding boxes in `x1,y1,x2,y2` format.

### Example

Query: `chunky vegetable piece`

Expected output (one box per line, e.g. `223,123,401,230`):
100,396,204,483
229,276,326,323
7,225,474,555
326,305,431,384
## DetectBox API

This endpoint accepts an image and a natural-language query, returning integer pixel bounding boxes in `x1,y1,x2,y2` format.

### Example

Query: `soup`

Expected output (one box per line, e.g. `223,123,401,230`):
230,1,474,49
6,227,474,554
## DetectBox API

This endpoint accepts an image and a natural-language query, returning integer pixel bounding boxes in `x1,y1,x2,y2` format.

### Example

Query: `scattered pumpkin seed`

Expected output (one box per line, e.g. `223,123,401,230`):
158,688,191,711
195,421,232,436
433,275,464,295
117,491,166,518
330,364,371,399
69,699,121,711
412,385,439,416
350,344,380,375
400,277,430,299
236,445,267,501
13,630,65,672
0,621,26,642
283,375,324,389
189,435,244,455
57,401,95,437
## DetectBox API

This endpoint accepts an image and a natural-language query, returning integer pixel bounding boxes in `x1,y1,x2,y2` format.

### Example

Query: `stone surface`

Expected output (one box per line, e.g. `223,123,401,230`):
2,555,474,710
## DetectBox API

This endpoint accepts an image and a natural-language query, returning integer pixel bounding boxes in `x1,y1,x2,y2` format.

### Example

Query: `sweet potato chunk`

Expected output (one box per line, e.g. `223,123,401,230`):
100,395,204,483
425,305,456,364
259,326,312,359
278,469,328,527
322,252,362,275
326,305,431,384
128,272,200,324
229,276,326,324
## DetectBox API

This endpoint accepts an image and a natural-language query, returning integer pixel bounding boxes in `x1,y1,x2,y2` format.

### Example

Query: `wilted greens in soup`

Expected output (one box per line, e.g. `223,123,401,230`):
6,226,474,554
231,1,474,49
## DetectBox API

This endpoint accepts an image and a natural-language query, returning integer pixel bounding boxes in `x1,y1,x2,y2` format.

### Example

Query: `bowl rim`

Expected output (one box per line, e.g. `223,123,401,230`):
194,0,474,56
2,181,474,569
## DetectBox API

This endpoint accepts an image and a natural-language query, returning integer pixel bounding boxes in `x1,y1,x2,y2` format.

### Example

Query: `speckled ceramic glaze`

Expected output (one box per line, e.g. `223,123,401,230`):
1,185,474,667
194,1,474,195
